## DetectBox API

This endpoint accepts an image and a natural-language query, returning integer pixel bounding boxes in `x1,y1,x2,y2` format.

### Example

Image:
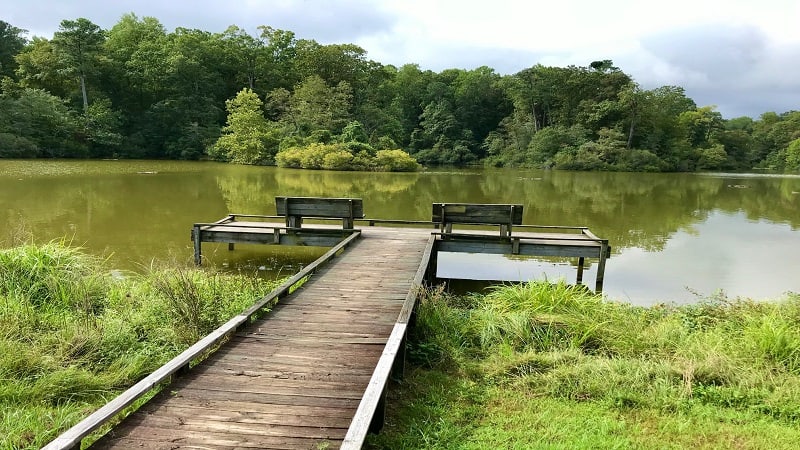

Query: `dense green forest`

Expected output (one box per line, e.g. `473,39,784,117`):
1,15,799,171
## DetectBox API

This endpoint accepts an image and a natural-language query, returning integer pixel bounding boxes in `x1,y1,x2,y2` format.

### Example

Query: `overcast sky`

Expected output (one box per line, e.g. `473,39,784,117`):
5,0,800,118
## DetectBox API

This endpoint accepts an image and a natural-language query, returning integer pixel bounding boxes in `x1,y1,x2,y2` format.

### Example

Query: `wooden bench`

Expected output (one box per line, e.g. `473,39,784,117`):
276,196,364,229
432,202,523,237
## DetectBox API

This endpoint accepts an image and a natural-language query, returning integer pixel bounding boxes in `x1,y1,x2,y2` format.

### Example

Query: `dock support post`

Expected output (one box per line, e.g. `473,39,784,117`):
193,225,202,266
576,257,585,285
391,334,406,382
595,241,608,293
228,243,235,251
368,385,388,434
426,243,439,282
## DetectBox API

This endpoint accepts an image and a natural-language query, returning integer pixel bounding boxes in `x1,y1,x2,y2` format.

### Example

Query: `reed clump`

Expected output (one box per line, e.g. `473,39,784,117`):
0,242,277,449
370,281,800,449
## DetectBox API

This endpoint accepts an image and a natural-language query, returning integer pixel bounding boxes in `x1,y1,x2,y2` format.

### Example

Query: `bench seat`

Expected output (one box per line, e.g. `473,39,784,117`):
276,196,364,229
432,202,523,236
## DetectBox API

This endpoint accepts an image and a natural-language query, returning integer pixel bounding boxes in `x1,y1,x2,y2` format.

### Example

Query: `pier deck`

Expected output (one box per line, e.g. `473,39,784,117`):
91,227,431,449
47,209,609,450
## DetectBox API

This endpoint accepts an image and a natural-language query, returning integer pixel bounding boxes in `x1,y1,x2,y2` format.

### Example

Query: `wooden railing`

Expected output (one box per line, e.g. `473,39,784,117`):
42,231,362,450
340,234,436,449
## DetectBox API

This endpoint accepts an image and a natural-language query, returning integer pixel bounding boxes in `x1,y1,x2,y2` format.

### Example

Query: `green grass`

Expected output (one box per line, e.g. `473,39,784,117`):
367,282,800,449
0,242,279,449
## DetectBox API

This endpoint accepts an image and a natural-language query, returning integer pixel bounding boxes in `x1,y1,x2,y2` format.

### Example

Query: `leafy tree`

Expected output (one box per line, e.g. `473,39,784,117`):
785,138,800,171
294,41,375,110
385,64,434,146
451,66,512,158
103,13,169,115
15,37,73,98
212,88,278,164
0,88,80,157
80,98,122,156
411,99,477,165
697,144,727,170
221,26,264,92
51,18,106,112
287,75,353,135
526,125,589,167
617,83,645,149
679,106,724,149
715,128,753,169
340,120,368,143
0,20,27,79
258,26,298,91
751,111,800,166
630,86,696,167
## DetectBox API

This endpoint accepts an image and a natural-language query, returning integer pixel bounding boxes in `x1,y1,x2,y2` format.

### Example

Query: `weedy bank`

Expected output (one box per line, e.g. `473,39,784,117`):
0,242,278,449
367,282,800,449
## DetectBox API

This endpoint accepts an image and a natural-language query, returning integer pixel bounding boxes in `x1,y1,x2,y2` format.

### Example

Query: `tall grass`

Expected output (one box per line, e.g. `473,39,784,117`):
369,281,800,449
0,242,278,449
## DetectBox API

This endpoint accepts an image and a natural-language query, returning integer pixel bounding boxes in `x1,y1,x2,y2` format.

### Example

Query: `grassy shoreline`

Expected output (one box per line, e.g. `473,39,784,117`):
3,243,799,448
0,242,278,449
367,282,800,449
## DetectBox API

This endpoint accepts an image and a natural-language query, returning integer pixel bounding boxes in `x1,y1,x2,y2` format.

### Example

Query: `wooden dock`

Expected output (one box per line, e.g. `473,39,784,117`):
45,199,610,450
91,227,432,449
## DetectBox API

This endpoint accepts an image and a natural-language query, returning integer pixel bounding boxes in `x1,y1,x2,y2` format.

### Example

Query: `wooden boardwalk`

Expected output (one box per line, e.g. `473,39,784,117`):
47,199,610,449
92,227,432,449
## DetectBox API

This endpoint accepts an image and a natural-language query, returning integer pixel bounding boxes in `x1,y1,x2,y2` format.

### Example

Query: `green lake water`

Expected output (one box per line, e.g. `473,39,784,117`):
1,159,799,305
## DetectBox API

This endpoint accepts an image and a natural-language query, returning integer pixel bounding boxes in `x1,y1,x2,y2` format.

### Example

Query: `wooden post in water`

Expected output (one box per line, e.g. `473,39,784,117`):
595,241,608,292
576,257,585,285
193,225,202,265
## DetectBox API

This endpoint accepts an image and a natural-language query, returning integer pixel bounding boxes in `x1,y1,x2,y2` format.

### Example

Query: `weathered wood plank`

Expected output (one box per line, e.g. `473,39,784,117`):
432,202,523,225
275,197,364,217
436,239,605,258
170,385,362,408
143,399,356,419
95,431,340,450
171,376,370,396
128,403,354,428
101,413,349,440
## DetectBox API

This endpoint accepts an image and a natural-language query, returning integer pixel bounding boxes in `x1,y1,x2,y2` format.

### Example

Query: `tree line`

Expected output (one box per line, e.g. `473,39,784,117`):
1,15,799,171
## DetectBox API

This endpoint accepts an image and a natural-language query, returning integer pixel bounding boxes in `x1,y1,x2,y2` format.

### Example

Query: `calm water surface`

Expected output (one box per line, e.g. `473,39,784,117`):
1,160,798,305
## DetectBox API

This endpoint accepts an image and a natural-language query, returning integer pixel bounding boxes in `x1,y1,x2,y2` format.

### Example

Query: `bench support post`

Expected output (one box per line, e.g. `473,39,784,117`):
287,215,302,228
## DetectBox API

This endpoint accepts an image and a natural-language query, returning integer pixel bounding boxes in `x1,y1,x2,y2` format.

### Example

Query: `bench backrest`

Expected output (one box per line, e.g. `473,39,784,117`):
276,196,363,229
432,202,523,236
